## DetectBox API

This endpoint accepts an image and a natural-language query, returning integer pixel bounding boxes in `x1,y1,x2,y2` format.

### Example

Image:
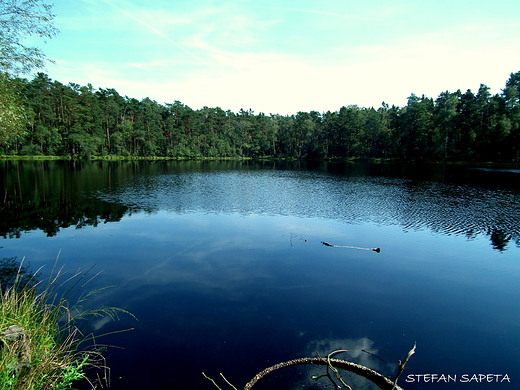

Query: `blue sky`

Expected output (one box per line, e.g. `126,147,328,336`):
31,0,520,114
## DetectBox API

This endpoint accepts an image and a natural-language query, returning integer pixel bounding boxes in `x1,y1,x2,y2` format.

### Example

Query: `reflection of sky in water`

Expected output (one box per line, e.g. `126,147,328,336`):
2,166,520,389
5,211,519,389
97,169,520,245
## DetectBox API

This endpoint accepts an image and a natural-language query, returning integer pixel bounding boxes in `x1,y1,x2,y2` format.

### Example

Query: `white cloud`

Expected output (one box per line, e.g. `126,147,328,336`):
91,315,114,332
256,5,374,22
41,1,520,114
306,337,380,368
299,337,394,390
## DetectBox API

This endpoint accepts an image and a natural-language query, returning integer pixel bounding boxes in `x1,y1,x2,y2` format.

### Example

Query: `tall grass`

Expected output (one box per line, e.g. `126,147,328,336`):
0,257,134,390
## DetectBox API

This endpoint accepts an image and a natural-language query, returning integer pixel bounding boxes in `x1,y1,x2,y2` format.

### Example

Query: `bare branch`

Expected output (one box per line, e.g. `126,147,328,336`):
244,357,405,390
327,350,354,390
321,241,381,252
392,342,416,390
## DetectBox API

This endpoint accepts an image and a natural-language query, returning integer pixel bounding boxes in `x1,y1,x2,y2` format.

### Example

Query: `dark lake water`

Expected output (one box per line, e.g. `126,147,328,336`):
1,160,520,390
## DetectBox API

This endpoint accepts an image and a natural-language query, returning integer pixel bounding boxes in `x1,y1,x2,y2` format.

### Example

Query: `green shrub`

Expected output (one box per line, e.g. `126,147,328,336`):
0,258,133,390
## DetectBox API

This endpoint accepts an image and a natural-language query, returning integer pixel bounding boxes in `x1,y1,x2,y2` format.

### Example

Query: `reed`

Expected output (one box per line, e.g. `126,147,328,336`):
0,257,133,390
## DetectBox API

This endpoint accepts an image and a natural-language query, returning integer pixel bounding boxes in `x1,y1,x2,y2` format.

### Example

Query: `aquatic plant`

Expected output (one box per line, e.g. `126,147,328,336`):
0,256,134,390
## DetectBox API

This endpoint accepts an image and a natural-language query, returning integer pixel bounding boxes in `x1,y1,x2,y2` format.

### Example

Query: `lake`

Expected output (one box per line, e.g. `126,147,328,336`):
1,160,520,390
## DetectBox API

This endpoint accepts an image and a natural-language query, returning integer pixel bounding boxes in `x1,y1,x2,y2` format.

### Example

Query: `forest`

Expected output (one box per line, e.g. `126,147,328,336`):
2,71,520,162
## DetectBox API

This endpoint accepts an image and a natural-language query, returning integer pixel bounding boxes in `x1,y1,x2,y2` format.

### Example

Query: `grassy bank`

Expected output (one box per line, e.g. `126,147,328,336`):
0,285,87,389
0,259,132,390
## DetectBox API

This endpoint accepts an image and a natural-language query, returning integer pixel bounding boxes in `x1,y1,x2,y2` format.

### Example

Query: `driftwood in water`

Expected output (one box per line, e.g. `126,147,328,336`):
243,357,403,390
244,344,416,390
204,344,416,390
321,241,381,253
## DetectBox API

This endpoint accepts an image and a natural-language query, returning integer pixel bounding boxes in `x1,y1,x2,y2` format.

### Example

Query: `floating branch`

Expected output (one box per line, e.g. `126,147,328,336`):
322,241,381,253
392,342,416,389
243,357,403,390
205,344,415,390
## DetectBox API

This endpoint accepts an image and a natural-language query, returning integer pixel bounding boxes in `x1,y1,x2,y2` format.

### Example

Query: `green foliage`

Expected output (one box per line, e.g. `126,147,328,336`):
3,71,520,163
0,0,58,75
0,1,57,147
0,74,27,145
0,258,134,390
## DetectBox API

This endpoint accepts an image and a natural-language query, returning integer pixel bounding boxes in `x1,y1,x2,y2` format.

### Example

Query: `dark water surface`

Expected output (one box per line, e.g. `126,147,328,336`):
1,160,520,389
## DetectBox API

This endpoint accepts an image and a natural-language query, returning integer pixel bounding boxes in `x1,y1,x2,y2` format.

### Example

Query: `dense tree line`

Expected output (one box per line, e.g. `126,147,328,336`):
2,71,520,162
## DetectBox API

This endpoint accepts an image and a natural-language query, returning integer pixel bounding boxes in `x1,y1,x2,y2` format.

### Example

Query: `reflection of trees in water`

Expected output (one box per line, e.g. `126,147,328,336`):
0,257,37,291
1,159,257,238
2,160,520,251
1,198,127,238
0,160,128,237
393,181,520,252
489,229,514,251
325,163,519,253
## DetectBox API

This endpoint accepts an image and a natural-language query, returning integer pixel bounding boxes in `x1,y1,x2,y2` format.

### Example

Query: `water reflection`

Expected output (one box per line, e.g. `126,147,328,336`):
300,337,391,390
98,163,519,252
0,160,127,237
0,257,36,290
3,161,520,389
1,160,519,253
235,336,392,390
